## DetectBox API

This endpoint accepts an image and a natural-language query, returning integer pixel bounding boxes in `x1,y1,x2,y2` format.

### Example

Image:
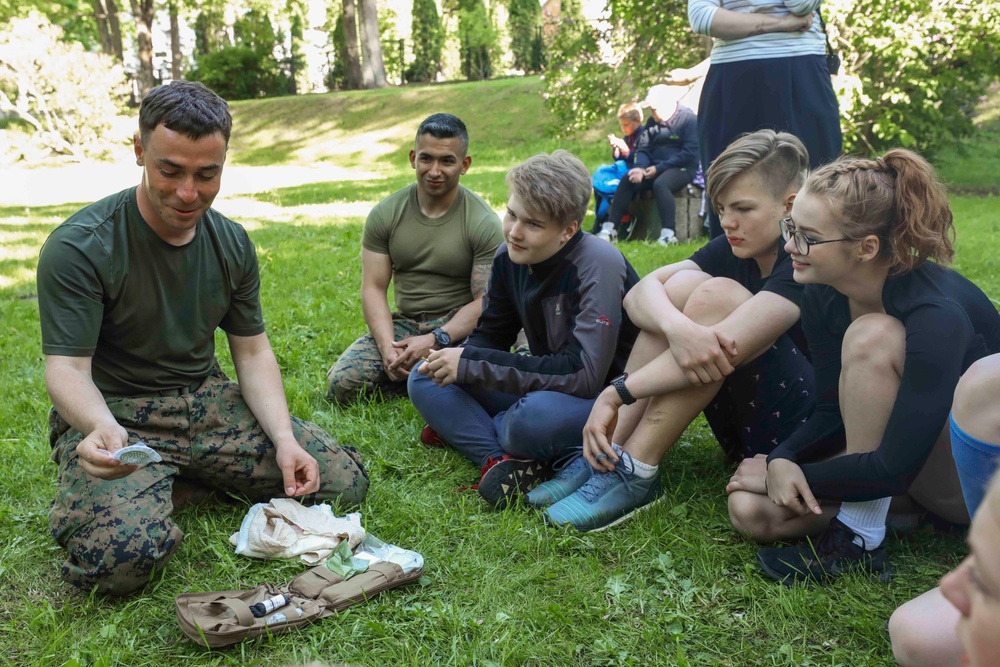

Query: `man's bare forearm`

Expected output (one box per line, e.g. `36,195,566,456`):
230,334,297,448
361,285,397,353
44,357,118,435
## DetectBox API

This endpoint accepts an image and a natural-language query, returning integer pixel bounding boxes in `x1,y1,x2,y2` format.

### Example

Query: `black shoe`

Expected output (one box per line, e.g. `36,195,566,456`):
477,455,548,509
756,518,893,586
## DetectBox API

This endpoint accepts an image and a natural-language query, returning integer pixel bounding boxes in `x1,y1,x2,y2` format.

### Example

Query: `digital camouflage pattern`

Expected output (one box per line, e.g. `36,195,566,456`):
326,312,453,404
49,367,368,596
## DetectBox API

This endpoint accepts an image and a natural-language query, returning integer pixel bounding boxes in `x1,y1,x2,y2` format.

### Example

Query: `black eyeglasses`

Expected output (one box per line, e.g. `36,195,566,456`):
779,218,853,256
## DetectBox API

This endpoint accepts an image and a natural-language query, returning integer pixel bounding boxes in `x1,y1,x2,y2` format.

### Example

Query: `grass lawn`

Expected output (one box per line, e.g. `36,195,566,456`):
1,77,998,667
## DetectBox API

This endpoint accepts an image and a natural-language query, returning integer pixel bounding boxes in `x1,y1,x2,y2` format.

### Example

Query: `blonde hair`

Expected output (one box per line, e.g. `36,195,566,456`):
706,130,809,213
506,150,591,227
803,149,954,274
617,103,643,125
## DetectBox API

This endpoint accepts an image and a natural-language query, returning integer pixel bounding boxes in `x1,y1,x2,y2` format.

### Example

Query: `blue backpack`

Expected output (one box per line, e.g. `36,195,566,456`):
592,160,628,196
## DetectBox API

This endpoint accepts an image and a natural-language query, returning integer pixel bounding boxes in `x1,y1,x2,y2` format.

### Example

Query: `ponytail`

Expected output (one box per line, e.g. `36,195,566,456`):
804,149,954,274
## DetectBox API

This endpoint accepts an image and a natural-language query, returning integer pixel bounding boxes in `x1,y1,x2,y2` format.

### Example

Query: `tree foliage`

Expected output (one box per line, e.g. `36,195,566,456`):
188,45,291,100
542,0,999,153
543,0,701,133
326,12,350,90
508,0,541,72
457,0,496,80
0,12,129,161
826,0,1000,154
406,0,443,82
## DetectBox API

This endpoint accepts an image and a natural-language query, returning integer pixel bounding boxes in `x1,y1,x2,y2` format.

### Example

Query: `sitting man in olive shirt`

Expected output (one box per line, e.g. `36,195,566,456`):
37,81,369,596
325,113,503,404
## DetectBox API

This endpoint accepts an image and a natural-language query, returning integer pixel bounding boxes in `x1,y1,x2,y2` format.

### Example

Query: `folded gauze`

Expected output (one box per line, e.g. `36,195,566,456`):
230,498,366,563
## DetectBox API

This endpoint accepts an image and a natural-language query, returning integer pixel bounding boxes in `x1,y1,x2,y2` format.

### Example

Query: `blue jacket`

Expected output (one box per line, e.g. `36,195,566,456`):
634,105,699,175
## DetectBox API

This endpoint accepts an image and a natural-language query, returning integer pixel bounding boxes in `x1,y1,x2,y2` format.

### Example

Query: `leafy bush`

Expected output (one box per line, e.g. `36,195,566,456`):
0,12,129,161
457,0,497,80
826,0,1000,154
508,0,542,73
406,0,443,82
542,0,702,133
188,45,290,101
542,0,999,153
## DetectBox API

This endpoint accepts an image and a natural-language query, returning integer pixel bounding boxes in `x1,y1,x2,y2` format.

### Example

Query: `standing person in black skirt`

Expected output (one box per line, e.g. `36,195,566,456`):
688,0,842,238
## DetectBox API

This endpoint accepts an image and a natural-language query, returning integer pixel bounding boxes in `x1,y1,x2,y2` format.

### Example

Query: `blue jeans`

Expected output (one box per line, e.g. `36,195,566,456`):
408,363,595,467
951,413,1000,517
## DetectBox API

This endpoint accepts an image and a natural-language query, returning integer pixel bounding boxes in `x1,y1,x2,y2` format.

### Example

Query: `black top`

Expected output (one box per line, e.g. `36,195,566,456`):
458,232,640,398
689,235,809,355
767,262,1000,501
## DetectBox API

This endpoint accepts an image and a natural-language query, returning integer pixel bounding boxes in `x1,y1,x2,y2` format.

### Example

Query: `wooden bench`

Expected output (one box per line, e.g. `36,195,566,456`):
624,184,706,243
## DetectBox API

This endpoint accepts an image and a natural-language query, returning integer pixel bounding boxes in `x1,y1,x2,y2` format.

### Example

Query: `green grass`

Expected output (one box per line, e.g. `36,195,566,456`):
1,77,998,666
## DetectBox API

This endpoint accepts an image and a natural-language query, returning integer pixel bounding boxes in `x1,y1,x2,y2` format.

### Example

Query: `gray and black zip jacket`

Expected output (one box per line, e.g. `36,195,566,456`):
457,231,640,398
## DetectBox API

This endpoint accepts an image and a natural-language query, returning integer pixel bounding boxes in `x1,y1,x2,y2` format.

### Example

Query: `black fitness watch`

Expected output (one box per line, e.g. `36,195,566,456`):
432,327,452,349
610,372,636,405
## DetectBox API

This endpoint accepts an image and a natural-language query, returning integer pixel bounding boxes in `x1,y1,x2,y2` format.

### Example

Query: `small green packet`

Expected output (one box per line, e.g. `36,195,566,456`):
324,540,369,579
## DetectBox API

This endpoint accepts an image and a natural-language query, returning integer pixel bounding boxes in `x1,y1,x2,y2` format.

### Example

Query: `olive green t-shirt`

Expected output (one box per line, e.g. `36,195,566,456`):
361,184,503,317
37,187,265,396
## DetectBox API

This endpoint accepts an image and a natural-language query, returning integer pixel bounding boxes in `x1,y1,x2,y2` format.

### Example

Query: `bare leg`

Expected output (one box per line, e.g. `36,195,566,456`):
729,313,908,542
611,270,712,445
953,354,1000,444
889,587,963,667
623,277,751,465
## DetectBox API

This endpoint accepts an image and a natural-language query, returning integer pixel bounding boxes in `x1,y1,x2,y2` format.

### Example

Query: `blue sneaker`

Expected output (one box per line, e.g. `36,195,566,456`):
525,452,593,509
544,457,663,532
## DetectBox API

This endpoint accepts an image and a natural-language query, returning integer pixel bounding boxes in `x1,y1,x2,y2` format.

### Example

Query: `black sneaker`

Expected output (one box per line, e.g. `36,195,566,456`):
477,455,548,509
756,518,893,586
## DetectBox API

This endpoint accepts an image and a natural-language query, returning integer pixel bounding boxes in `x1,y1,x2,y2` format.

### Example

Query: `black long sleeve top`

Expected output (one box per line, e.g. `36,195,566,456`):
767,262,1000,501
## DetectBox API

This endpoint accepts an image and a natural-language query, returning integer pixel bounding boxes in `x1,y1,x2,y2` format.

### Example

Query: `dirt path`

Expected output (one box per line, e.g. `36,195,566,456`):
0,160,382,219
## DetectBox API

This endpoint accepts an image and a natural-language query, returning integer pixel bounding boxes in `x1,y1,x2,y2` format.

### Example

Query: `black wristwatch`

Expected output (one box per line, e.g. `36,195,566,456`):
610,372,636,405
432,327,452,349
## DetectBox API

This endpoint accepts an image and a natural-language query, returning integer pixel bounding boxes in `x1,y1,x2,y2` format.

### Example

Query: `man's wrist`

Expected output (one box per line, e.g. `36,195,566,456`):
272,433,300,450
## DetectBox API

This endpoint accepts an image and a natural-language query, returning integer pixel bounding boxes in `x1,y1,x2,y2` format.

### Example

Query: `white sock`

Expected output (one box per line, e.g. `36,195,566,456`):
615,447,658,479
837,497,892,550
659,228,675,240
601,222,615,233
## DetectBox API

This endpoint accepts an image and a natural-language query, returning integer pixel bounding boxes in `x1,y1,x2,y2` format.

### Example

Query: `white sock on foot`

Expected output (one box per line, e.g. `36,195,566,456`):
837,497,892,550
618,450,658,479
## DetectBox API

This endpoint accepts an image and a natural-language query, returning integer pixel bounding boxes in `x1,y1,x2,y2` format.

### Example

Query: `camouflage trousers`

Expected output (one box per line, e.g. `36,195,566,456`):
326,311,455,404
49,367,369,596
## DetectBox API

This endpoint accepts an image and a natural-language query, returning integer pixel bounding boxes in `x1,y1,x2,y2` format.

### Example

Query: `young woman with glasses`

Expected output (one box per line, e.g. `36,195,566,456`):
726,148,1000,586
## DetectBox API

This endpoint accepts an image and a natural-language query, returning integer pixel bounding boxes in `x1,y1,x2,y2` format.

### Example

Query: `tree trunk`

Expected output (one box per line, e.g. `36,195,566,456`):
91,0,124,61
91,0,113,56
169,0,182,80
129,0,156,97
341,0,367,89
357,0,386,88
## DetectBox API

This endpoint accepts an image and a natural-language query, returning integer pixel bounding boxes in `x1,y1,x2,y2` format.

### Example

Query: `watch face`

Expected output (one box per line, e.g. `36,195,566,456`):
435,329,451,347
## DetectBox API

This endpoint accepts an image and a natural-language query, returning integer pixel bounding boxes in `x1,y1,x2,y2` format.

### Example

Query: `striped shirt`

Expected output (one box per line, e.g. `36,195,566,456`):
688,0,827,64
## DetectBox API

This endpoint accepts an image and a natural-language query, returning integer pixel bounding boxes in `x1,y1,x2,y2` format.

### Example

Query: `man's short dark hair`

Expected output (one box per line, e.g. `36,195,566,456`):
138,81,232,147
415,113,469,154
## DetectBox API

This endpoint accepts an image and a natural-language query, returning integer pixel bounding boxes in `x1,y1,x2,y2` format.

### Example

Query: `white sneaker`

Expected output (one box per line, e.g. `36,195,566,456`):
657,230,678,246
597,222,617,243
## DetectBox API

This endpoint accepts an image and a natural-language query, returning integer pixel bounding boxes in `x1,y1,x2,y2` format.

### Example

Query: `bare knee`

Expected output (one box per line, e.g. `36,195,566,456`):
953,354,1000,439
683,277,751,325
888,594,961,667
728,491,783,543
662,269,713,310
842,313,905,372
